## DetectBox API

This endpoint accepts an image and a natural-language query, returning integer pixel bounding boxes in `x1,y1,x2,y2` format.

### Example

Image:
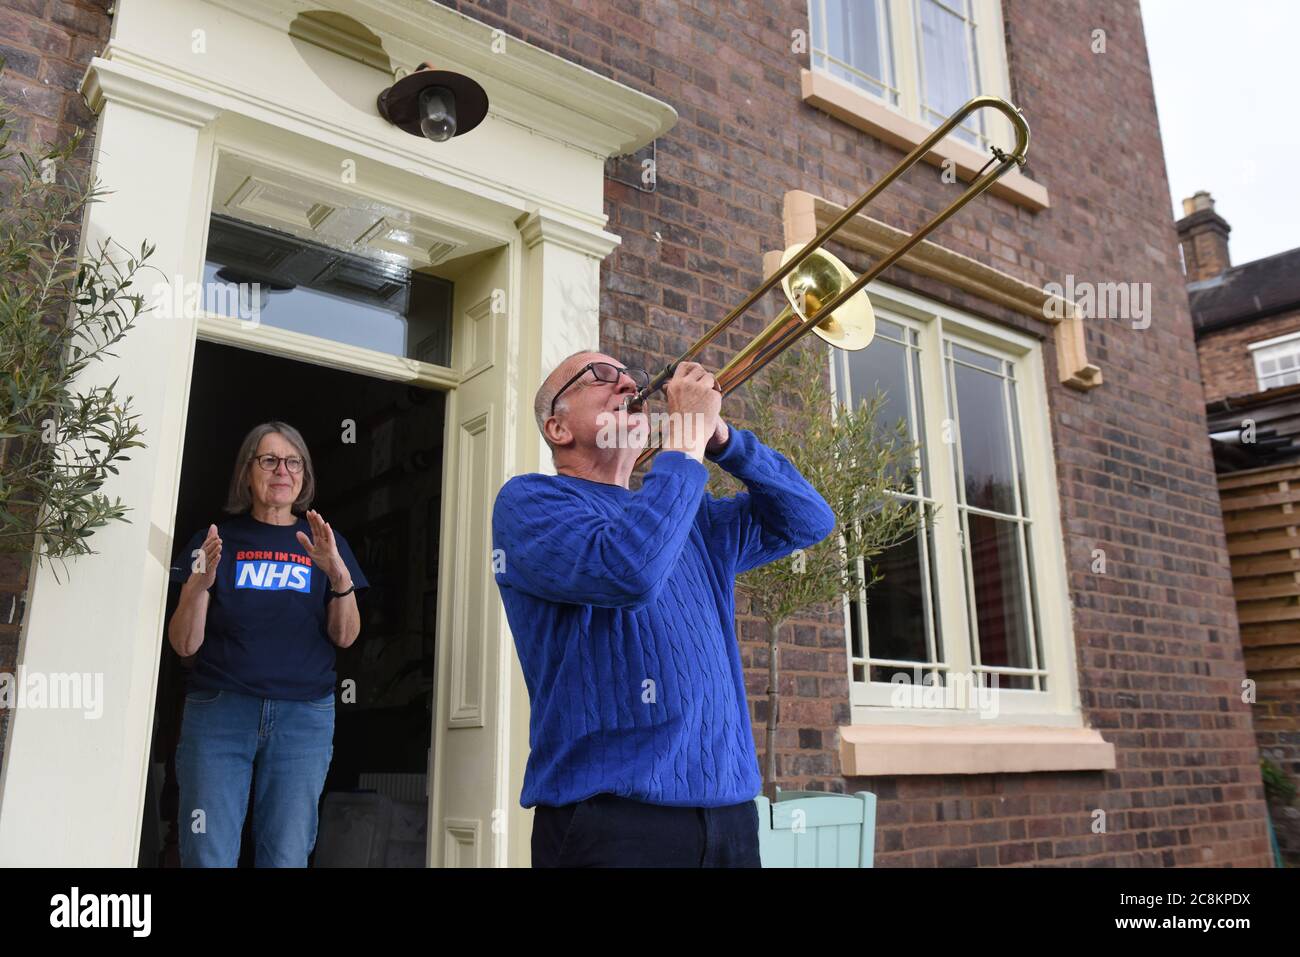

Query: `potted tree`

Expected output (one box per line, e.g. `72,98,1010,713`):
707,340,922,866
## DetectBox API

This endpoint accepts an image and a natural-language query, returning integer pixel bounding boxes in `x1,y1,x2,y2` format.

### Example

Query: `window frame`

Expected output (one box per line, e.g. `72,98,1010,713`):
1248,330,1300,391
807,0,1015,155
809,0,901,106
831,281,1083,728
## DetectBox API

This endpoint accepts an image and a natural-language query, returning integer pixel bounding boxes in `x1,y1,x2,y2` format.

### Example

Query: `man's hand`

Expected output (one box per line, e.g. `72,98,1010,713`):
662,361,721,462
706,417,730,456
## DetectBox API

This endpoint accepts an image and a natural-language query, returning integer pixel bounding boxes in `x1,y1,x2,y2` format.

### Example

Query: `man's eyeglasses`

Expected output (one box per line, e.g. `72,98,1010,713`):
251,454,305,474
550,361,650,416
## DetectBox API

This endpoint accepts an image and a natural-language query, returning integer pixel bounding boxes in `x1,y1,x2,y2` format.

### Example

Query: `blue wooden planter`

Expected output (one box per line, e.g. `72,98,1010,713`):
755,789,877,867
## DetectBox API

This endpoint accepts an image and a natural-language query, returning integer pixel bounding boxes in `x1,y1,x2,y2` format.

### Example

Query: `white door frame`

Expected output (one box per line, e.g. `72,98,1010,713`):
0,0,673,866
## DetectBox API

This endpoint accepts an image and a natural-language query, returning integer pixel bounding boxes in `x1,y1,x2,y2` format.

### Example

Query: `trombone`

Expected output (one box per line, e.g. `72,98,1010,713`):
628,94,1031,468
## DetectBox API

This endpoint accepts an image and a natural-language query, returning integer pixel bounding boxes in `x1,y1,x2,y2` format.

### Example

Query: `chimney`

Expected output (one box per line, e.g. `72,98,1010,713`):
1175,190,1231,282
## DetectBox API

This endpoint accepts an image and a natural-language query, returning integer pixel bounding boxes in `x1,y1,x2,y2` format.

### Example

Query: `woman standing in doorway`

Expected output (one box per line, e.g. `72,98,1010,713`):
167,421,368,867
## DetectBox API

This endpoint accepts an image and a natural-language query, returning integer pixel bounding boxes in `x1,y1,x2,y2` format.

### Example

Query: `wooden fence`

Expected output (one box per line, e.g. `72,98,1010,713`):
1220,464,1300,693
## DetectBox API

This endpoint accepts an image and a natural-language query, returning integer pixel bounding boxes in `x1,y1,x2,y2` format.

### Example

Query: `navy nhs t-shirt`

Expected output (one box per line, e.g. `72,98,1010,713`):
168,513,368,700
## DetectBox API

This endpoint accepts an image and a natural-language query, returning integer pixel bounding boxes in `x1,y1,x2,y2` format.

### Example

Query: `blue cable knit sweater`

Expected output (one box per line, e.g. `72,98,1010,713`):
491,427,836,809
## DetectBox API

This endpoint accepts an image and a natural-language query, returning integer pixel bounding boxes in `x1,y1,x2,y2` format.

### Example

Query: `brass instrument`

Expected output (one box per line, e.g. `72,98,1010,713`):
627,95,1030,468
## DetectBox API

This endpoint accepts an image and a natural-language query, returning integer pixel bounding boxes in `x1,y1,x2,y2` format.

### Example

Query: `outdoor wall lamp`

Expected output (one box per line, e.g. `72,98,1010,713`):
376,61,489,142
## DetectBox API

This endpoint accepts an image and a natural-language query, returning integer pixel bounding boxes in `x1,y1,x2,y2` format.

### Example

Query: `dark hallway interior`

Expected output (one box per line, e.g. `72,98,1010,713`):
139,340,445,867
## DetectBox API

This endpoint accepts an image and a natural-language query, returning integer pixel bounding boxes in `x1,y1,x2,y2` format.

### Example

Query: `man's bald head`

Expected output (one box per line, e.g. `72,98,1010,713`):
534,350,602,447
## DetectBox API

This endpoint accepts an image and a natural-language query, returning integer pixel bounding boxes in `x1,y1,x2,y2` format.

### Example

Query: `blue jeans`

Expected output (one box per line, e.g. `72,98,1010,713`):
531,793,762,867
176,688,334,867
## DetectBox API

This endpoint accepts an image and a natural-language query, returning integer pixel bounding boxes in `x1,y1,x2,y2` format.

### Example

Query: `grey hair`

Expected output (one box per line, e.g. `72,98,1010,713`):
534,349,599,450
224,421,316,514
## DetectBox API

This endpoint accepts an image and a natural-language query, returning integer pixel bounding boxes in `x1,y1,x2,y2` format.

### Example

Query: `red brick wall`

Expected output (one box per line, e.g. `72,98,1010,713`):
0,1,107,152
440,0,1269,866
0,0,1273,866
0,0,112,784
1198,309,1300,403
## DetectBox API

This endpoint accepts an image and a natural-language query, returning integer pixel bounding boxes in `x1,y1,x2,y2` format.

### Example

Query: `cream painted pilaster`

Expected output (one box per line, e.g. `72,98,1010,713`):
0,80,219,865
498,209,618,867
515,209,621,472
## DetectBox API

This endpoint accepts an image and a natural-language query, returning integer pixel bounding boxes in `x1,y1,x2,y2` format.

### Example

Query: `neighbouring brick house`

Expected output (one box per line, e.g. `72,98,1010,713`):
0,0,1275,867
1178,190,1300,866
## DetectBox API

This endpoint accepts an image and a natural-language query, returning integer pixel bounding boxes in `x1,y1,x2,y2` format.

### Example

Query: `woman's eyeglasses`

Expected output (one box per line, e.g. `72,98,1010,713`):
251,454,305,474
550,361,650,416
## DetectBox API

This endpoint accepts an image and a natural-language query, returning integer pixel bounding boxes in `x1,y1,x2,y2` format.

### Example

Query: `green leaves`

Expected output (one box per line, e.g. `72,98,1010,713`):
0,73,150,567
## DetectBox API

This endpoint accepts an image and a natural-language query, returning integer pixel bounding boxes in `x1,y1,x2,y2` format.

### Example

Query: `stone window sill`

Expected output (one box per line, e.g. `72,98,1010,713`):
839,724,1116,776
801,69,1050,213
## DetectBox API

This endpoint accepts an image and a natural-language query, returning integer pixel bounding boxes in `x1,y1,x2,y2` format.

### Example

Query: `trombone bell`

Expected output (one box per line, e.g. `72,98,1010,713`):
779,244,875,352
714,244,875,387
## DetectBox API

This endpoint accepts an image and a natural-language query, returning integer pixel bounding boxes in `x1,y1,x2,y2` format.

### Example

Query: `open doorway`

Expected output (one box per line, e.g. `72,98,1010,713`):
139,340,445,867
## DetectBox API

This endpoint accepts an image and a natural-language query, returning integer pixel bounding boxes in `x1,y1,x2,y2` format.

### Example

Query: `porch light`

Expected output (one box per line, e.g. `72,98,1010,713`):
376,61,489,142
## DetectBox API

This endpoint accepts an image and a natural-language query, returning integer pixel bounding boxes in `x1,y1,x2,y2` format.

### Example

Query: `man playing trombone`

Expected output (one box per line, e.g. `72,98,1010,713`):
491,350,836,867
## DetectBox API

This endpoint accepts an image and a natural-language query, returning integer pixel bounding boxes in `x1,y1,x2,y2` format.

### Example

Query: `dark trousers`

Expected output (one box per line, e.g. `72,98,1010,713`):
531,793,762,867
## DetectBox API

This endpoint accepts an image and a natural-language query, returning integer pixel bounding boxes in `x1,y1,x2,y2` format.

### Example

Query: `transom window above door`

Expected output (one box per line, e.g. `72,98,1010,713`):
203,214,454,365
808,0,1013,152
200,152,509,365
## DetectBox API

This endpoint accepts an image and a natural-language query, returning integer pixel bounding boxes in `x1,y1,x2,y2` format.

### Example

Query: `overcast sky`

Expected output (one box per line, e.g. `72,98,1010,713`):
1141,0,1300,265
